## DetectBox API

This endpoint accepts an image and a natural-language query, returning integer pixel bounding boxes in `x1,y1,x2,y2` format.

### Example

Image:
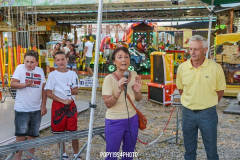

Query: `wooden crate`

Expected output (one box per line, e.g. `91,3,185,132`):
222,45,239,55
216,54,240,64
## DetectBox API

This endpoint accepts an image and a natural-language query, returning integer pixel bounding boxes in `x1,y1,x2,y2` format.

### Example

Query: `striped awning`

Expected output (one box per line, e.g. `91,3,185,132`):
201,0,240,5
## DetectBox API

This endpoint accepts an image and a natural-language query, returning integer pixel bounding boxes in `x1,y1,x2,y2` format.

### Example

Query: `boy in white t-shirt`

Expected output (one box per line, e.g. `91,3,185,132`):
45,51,80,160
11,50,47,160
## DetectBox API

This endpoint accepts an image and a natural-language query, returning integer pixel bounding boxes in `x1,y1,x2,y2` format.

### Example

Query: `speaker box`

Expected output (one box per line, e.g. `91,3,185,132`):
148,82,176,106
152,55,164,84
150,52,174,84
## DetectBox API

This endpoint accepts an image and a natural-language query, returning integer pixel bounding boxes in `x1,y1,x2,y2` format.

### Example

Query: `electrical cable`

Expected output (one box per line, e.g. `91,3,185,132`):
137,106,176,146
147,106,176,146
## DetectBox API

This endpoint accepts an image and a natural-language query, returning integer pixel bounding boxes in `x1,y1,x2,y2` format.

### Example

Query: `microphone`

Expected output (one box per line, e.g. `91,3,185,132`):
123,71,129,96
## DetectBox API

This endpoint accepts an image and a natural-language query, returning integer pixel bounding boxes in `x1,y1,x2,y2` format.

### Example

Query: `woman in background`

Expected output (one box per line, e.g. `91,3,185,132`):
66,44,79,72
51,43,62,57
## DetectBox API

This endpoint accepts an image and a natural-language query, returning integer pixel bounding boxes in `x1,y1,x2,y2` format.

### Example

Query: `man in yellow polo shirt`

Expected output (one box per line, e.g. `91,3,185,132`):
176,35,226,160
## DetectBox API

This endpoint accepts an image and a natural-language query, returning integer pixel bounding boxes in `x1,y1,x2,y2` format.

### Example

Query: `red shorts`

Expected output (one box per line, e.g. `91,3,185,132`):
51,100,78,133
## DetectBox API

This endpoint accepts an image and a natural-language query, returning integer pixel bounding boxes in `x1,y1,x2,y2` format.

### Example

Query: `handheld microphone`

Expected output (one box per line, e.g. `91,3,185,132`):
123,71,129,96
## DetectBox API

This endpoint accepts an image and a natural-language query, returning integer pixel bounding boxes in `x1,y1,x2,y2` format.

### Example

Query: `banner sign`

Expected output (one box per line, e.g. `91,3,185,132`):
28,25,46,31
79,77,99,88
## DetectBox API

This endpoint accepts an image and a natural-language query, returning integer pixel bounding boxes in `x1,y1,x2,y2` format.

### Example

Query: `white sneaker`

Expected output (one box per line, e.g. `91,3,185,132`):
74,154,82,160
62,153,69,160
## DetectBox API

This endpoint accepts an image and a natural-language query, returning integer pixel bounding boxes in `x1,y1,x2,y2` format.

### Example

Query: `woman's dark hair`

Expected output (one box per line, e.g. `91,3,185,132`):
69,44,76,54
24,50,39,62
112,47,130,61
54,43,61,49
54,51,66,58
70,43,75,48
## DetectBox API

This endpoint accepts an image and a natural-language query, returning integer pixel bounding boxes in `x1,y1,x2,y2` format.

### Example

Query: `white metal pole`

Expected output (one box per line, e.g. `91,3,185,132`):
86,0,103,159
206,0,214,58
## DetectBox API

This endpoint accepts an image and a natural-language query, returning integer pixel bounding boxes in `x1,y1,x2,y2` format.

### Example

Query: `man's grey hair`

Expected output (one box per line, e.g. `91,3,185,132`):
189,35,208,48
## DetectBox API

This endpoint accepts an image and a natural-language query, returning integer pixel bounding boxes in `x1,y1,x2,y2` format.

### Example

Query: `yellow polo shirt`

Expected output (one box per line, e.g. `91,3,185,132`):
176,58,226,110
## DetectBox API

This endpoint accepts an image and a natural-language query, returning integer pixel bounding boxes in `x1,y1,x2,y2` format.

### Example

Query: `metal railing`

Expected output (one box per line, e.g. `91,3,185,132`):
0,126,105,160
0,87,16,103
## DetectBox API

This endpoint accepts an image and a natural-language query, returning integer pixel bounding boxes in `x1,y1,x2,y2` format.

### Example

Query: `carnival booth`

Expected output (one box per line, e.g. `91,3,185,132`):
215,33,240,96
0,21,19,101
132,22,154,53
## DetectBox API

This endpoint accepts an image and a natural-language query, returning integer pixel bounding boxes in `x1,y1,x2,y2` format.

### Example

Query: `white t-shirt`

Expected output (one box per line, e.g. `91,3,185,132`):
12,64,46,112
44,70,79,100
78,41,84,51
63,46,70,54
85,41,93,57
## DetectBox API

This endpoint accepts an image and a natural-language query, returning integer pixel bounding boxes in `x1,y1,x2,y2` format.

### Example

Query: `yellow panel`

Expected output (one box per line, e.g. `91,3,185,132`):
48,58,54,67
224,86,240,97
216,33,240,45
164,54,174,83
227,85,240,88
150,51,165,55
150,54,153,82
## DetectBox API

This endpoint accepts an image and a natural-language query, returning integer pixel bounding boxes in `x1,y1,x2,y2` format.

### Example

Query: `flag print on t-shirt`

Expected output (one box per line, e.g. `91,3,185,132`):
25,72,42,88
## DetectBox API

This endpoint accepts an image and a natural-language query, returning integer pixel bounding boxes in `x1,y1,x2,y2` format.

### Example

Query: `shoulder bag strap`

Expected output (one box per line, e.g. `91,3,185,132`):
126,94,138,112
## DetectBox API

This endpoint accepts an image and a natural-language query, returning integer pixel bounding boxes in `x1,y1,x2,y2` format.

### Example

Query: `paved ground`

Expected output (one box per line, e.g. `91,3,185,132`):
3,90,240,160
